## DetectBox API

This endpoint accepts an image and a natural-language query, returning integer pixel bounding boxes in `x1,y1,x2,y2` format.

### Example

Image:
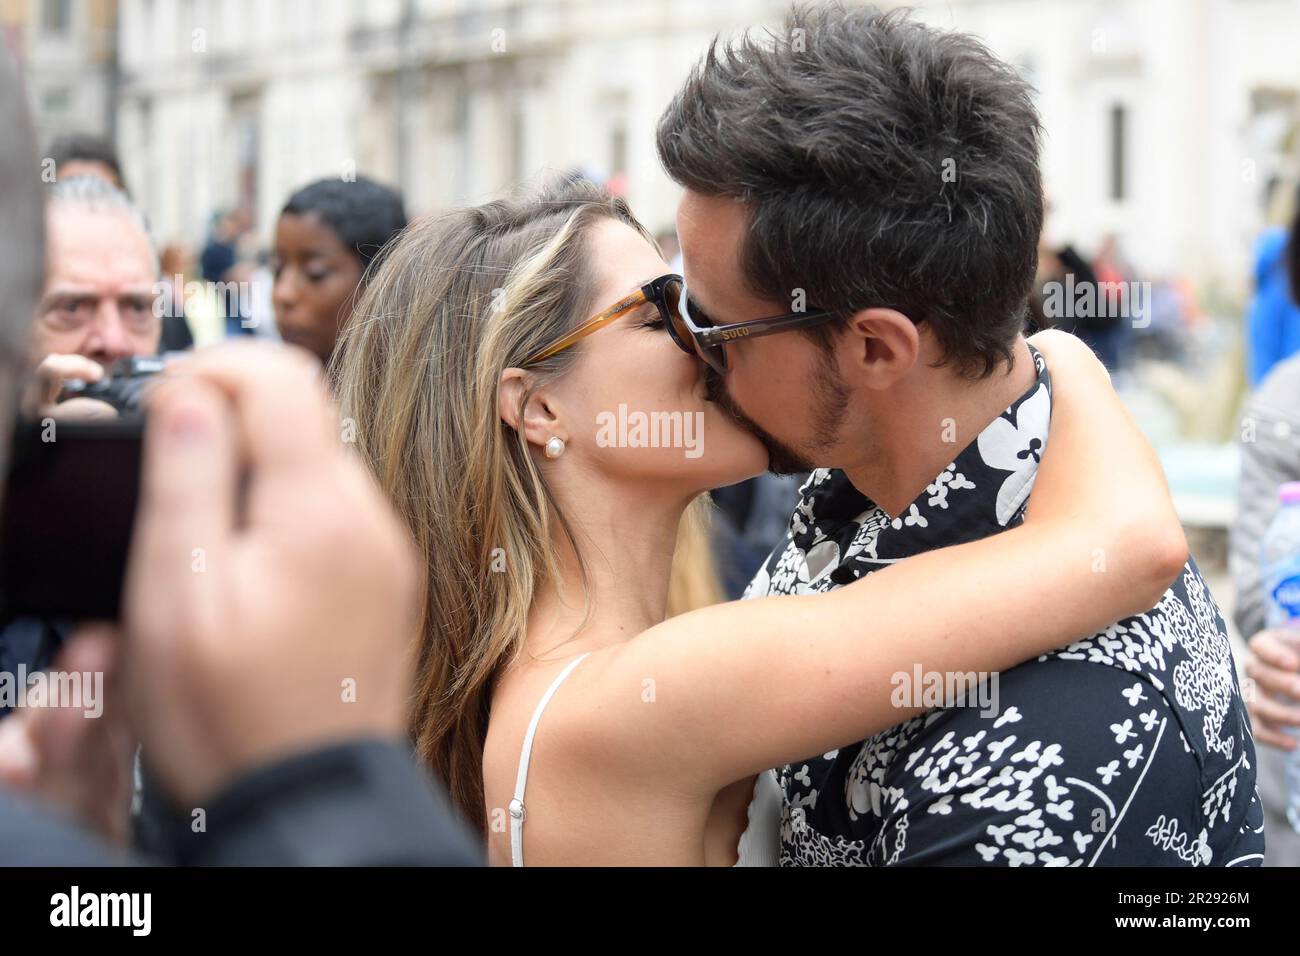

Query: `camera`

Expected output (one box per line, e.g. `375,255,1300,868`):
59,355,167,414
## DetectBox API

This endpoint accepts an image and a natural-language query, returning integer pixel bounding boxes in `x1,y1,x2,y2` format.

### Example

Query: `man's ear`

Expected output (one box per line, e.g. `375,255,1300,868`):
843,307,921,387
499,367,564,450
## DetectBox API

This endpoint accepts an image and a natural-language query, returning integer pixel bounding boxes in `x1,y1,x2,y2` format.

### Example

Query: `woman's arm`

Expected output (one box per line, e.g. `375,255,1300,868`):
1023,329,1186,579
570,331,1187,794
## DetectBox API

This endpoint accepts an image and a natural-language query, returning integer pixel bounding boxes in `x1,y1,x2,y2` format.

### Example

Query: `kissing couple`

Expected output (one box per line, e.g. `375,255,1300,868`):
331,4,1263,867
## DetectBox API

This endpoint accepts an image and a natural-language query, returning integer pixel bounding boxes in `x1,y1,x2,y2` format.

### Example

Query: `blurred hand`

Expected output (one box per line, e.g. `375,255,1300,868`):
122,342,419,807
1244,629,1300,751
0,625,135,843
26,353,117,421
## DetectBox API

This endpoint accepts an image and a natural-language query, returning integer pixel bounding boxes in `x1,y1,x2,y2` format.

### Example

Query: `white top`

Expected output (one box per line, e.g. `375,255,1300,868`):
734,769,782,867
507,651,781,867
508,652,590,867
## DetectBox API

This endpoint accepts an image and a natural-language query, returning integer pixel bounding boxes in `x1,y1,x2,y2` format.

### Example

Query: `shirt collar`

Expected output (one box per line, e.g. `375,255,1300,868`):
788,343,1052,562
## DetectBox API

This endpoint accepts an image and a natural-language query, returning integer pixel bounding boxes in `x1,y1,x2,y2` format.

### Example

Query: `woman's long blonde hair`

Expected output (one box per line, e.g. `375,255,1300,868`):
332,178,711,832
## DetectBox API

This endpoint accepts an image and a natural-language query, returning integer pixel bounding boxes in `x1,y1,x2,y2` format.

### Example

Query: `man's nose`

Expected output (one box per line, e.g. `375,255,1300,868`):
86,302,135,362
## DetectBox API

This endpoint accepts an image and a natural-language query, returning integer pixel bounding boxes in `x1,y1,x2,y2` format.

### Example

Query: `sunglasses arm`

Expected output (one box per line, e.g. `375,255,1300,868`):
694,309,838,347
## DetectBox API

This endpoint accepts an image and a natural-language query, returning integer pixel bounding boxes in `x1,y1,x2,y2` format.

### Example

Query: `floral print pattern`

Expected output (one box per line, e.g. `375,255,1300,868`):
747,346,1265,866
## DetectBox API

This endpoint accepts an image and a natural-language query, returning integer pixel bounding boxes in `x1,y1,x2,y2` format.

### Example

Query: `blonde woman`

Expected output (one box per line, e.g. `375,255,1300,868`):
332,179,1186,866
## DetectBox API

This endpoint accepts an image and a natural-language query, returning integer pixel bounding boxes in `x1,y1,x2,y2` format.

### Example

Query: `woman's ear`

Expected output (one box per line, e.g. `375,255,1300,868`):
499,367,564,449
844,307,921,387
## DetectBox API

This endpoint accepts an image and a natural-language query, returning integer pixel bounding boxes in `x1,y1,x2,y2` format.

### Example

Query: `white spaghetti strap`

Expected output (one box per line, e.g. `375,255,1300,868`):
509,652,591,867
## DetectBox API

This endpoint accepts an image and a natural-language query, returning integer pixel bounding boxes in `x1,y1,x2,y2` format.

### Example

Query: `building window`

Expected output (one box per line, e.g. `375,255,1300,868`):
41,0,72,34
1108,103,1127,202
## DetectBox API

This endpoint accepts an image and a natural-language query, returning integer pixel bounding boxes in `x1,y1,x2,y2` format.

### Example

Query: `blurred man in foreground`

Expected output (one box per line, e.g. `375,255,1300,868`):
0,43,478,866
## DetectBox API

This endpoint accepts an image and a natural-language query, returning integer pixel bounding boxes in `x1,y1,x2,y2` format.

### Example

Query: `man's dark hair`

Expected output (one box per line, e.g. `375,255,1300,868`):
281,176,408,276
47,132,128,195
657,3,1044,377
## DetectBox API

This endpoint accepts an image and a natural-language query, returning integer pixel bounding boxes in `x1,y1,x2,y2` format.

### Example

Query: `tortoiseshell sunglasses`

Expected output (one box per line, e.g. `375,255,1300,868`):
524,272,839,374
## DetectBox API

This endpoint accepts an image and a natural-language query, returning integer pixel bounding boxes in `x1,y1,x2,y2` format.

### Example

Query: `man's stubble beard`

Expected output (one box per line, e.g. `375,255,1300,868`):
703,345,851,478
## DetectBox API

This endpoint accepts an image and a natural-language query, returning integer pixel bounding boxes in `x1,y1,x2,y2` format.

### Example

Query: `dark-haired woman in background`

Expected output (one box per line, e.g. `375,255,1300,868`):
271,176,407,364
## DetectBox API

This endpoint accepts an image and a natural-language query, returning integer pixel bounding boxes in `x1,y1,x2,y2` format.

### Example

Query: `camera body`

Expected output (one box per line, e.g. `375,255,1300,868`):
60,355,167,414
0,418,143,620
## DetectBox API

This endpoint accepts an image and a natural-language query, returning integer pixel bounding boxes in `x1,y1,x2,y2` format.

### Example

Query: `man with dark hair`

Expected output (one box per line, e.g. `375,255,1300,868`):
47,132,129,194
659,4,1262,866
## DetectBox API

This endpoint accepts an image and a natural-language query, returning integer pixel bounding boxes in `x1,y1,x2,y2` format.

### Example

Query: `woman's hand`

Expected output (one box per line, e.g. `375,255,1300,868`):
1026,329,1187,609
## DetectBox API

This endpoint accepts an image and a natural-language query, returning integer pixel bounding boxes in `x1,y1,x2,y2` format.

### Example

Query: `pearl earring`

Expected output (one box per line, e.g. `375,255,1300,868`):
544,437,566,459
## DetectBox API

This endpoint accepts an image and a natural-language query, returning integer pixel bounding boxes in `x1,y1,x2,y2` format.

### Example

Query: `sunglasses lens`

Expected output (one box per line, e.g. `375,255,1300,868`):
676,285,727,373
661,279,694,356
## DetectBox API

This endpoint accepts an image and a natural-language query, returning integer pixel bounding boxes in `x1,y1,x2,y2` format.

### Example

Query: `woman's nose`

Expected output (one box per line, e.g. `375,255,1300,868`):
272,269,299,313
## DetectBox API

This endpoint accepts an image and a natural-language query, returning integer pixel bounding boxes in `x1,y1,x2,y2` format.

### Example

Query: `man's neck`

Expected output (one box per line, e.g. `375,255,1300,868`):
841,337,1036,518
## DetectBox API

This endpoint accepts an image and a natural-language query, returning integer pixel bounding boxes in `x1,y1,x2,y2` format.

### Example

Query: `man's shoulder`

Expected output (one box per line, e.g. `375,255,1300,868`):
861,558,1246,787
1041,558,1244,767
779,559,1263,866
784,650,1260,866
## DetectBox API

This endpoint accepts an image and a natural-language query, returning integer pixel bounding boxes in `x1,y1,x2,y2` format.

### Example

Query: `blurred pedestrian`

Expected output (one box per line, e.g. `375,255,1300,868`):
46,132,128,194
157,241,196,352
27,175,161,422
199,207,252,339
272,176,407,365
1245,187,1300,387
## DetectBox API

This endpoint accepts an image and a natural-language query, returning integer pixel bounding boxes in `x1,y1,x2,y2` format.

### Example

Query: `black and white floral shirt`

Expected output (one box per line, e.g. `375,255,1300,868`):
746,346,1265,866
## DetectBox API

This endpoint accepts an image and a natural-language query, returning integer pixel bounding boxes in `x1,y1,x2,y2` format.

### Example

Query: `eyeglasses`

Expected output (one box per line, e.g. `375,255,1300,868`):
522,274,686,366
522,272,841,375
668,285,840,376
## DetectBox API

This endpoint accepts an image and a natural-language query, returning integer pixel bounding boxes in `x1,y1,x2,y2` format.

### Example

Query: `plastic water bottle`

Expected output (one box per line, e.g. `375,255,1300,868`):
1261,481,1300,833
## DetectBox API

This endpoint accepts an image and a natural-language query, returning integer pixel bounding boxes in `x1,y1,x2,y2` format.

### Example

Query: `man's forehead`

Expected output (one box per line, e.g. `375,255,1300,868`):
677,193,742,276
47,203,149,246
46,206,156,282
676,191,777,313
677,190,748,235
